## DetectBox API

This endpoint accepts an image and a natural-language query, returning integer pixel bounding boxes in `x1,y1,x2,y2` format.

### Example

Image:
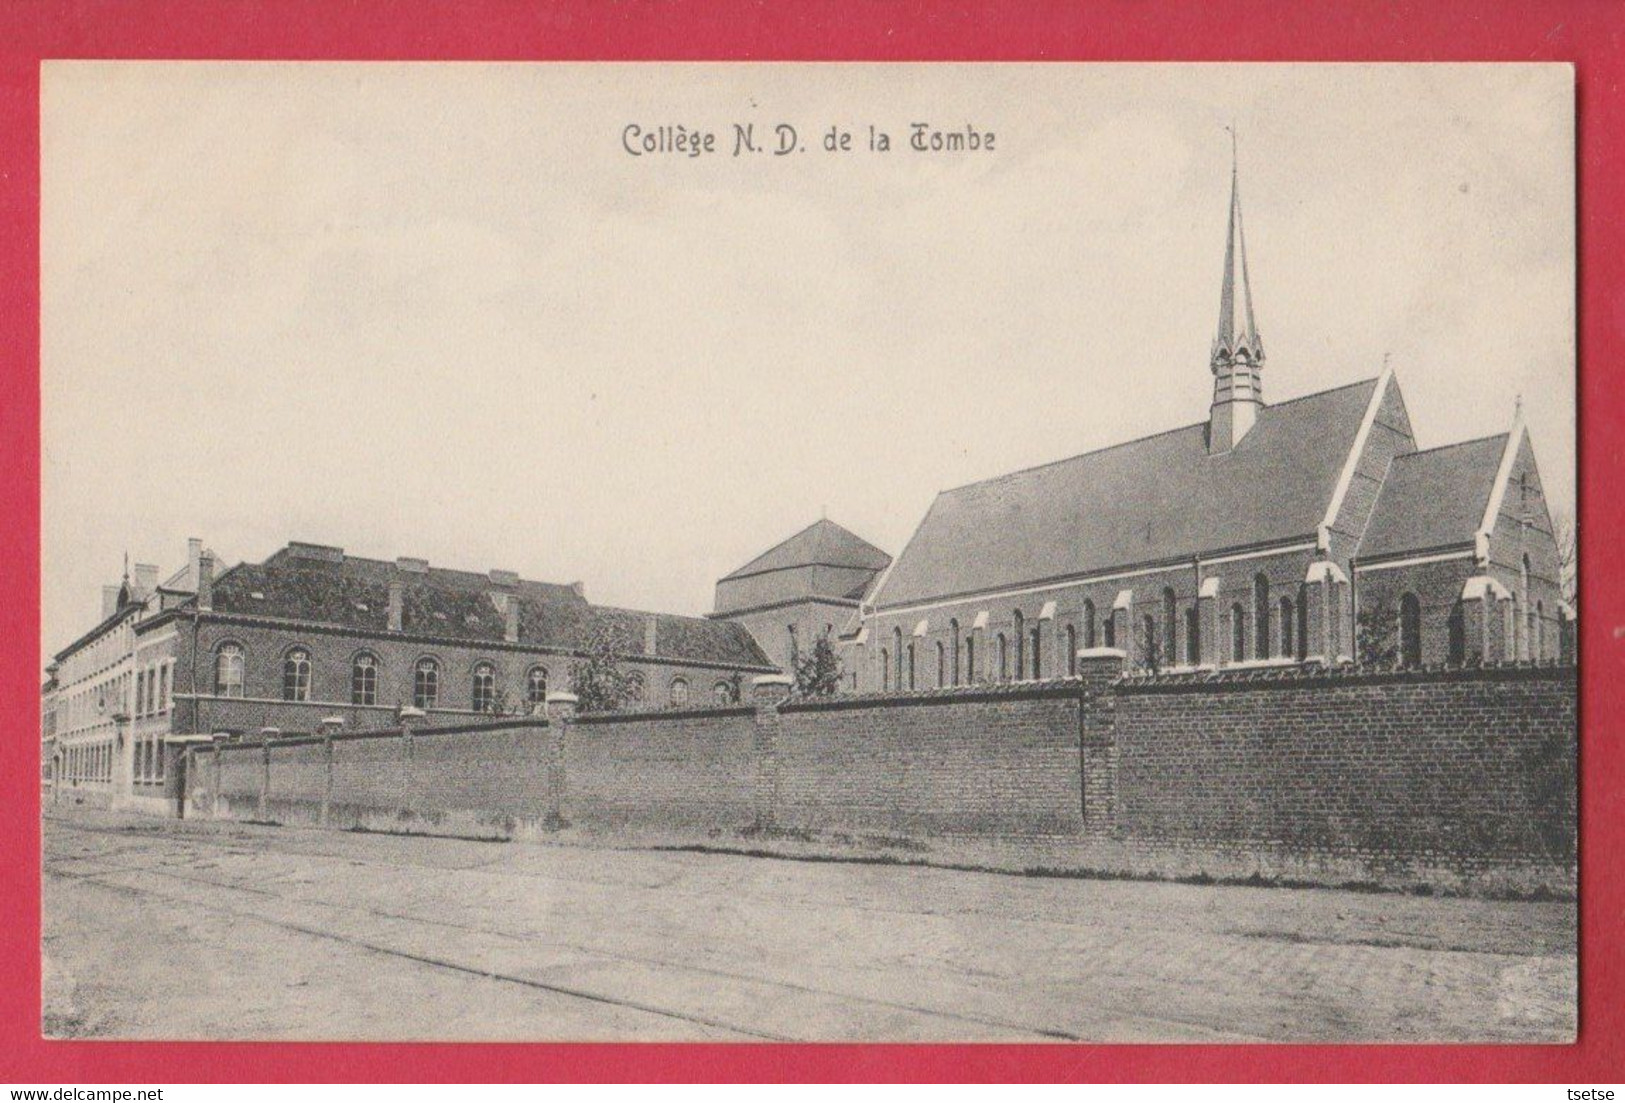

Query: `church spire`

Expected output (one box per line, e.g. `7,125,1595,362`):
1209,129,1266,454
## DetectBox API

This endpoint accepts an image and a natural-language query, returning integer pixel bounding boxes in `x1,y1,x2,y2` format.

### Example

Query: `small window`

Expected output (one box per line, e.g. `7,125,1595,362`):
1030,625,1042,679
414,657,440,710
351,652,378,706
1253,575,1271,660
997,633,1008,680
965,636,976,683
1185,605,1201,665
1066,625,1078,676
158,664,170,713
880,649,890,691
714,680,734,705
1013,611,1026,678
526,666,549,707
1230,604,1246,663
626,671,646,703
472,662,497,712
907,642,916,690
936,641,945,687
1279,597,1295,659
670,677,689,708
282,648,312,702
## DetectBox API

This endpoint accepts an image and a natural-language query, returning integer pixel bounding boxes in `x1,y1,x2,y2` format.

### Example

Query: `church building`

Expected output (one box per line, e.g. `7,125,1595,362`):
799,155,1571,693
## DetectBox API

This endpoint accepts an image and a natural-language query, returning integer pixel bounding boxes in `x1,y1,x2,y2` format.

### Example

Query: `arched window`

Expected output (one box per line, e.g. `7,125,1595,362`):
215,643,245,698
413,657,440,710
936,641,945,687
1162,589,1177,663
997,633,1009,680
1253,575,1271,660
669,677,689,708
1230,603,1246,663
351,652,378,706
1103,615,1116,649
1142,614,1158,671
907,641,916,690
471,661,497,712
282,648,311,702
950,619,961,685
1066,625,1078,676
1185,605,1200,665
893,628,904,689
714,680,734,704
626,671,646,704
880,648,890,691
525,666,549,708
1448,605,1467,665
1279,597,1294,659
1083,600,1097,649
1400,593,1422,668
1535,601,1545,661
1013,611,1026,679
1030,623,1042,679
966,636,976,683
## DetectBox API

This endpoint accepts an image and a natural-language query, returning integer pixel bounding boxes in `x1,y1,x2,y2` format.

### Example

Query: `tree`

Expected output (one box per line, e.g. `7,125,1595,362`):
793,628,843,697
1356,601,1398,668
569,618,635,713
1555,508,1577,611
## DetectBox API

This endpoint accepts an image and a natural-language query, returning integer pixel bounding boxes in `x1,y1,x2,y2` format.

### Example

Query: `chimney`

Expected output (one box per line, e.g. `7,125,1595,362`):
387,578,404,631
504,596,520,643
569,581,586,600
187,538,202,584
644,615,658,656
133,563,159,600
101,585,120,620
197,552,214,611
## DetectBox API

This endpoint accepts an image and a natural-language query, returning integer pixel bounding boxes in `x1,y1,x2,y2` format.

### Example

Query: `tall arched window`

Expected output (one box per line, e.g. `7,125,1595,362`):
907,641,917,690
997,633,1008,680
669,678,689,707
1013,611,1026,679
1103,615,1116,649
1185,605,1200,665
1162,589,1178,664
1066,625,1078,676
1142,614,1158,671
893,628,904,688
526,666,549,708
1279,597,1294,659
215,643,245,698
471,662,497,712
1083,600,1097,649
950,619,961,685
1448,605,1467,665
965,636,976,683
413,657,440,710
1030,623,1042,679
880,648,890,691
282,648,312,702
1522,553,1535,661
1253,575,1271,660
1400,593,1422,668
1230,603,1246,663
351,652,378,706
936,641,945,687
714,680,734,704
1535,602,1545,661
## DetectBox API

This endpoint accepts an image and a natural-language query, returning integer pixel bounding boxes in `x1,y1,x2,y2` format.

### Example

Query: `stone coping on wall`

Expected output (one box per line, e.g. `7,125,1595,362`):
194,714,550,751
574,704,756,725
1113,657,1577,694
779,676,1098,714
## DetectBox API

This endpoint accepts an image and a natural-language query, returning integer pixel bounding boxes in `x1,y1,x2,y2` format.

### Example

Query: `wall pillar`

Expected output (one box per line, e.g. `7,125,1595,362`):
750,674,792,832
257,728,277,821
542,692,577,827
211,734,225,818
1075,648,1125,835
1559,603,1577,666
317,716,343,829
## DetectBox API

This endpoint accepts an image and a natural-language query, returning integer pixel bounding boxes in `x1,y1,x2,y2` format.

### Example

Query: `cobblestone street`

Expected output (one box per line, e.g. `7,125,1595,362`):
42,811,1576,1042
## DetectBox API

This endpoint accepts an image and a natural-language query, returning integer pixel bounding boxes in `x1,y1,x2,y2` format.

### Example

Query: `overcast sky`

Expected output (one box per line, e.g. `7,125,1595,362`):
41,62,1573,660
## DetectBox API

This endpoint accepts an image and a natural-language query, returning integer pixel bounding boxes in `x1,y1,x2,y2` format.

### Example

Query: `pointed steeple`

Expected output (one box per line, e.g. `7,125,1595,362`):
1209,129,1267,454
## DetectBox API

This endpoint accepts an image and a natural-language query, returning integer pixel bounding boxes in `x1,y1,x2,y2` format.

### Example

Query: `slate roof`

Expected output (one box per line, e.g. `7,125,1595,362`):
874,379,1380,609
1357,434,1507,560
721,519,892,582
207,545,773,669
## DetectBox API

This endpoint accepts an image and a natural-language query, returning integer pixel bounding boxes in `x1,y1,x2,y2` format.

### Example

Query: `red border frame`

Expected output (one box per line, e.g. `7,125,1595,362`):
2,0,1618,1083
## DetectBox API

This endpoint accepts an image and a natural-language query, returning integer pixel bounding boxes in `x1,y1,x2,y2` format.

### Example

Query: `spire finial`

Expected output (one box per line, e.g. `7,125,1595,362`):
1515,392,1524,419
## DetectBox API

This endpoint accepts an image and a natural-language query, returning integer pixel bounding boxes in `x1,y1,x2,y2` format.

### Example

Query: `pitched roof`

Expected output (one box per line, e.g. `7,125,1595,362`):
874,378,1381,609
207,545,772,669
1357,434,1507,560
721,519,892,581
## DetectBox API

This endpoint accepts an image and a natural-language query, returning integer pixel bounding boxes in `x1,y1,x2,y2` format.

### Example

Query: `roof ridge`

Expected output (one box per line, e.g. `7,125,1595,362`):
940,376,1381,497
1393,432,1509,460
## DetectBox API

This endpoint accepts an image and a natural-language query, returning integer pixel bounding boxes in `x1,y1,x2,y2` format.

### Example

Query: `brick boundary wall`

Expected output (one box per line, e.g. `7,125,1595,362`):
179,655,1576,894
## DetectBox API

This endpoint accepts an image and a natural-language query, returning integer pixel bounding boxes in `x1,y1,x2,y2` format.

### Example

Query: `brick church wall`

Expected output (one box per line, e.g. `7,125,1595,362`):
566,707,758,830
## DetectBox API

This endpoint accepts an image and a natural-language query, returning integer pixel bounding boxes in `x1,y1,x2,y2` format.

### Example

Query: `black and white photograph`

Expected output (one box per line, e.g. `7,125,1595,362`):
39,62,1576,1044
